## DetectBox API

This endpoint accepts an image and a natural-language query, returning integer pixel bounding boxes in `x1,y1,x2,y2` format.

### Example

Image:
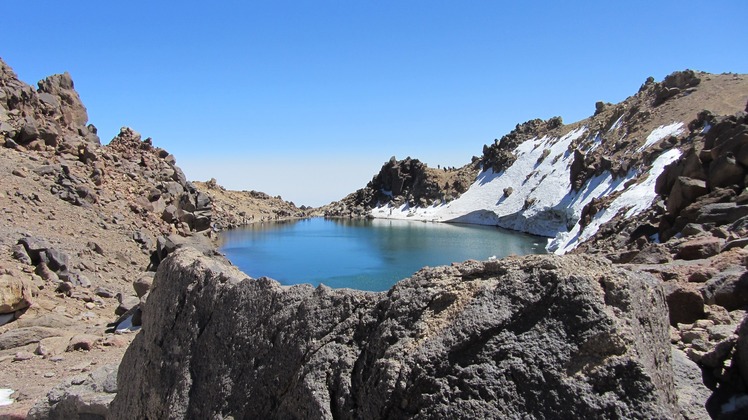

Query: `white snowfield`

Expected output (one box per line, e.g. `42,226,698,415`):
0,388,13,406
370,123,684,254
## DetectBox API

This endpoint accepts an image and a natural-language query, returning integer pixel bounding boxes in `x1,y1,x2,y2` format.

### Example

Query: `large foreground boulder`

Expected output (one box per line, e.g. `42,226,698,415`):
110,248,679,419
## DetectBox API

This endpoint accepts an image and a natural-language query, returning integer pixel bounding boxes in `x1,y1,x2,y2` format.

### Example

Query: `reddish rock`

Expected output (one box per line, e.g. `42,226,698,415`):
102,335,128,348
132,274,154,298
675,237,725,260
630,243,673,264
667,177,708,215
66,334,99,351
1,275,31,314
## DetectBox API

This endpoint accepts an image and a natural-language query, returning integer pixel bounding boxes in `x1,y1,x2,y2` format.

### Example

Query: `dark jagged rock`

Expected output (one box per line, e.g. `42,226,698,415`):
110,248,678,419
481,117,563,174
323,156,479,218
653,70,701,106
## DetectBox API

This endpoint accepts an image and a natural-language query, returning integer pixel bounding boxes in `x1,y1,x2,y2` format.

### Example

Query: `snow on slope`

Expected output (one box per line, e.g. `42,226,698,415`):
636,122,685,152
547,148,682,254
370,124,684,253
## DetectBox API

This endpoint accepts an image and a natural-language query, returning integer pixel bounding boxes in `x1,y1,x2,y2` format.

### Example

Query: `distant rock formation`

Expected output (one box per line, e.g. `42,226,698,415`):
325,70,748,255
481,116,563,174
322,156,479,218
110,248,679,418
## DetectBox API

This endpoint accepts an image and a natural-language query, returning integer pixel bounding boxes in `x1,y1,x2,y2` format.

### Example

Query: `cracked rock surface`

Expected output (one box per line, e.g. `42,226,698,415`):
111,248,678,419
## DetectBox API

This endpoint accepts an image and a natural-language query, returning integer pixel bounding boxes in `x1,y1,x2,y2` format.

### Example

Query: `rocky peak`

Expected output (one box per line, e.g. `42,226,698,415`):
652,70,702,106
480,116,563,173
321,156,479,218
36,71,89,129
0,57,98,150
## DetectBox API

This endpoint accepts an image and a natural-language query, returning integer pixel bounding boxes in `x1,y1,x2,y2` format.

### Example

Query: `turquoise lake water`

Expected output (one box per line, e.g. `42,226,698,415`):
219,217,546,292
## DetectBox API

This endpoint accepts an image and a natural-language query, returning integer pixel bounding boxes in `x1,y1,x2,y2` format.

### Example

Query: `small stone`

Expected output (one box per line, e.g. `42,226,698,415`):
66,334,99,352
706,305,732,324
115,293,140,316
43,372,55,378
56,281,74,294
87,241,105,255
84,302,95,310
94,286,115,298
13,351,34,361
691,338,710,352
686,347,706,362
708,324,737,341
682,329,708,344
35,342,48,356
132,274,154,298
694,319,715,329
102,335,128,348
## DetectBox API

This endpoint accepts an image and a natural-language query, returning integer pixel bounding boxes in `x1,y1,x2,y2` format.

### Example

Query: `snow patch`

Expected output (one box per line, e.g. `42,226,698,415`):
370,125,682,255
587,132,603,153
0,389,14,406
636,122,684,152
115,314,141,333
372,127,590,236
549,148,682,254
609,114,625,132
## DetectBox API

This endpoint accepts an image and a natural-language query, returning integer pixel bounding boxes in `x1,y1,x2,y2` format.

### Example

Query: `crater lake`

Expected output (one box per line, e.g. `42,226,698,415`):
219,217,546,292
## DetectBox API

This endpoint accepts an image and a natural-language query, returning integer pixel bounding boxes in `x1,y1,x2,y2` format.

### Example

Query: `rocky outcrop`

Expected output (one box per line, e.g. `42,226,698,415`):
111,248,679,419
104,127,213,234
656,108,748,242
193,179,309,230
653,70,702,106
1,59,98,149
323,156,479,218
481,117,563,173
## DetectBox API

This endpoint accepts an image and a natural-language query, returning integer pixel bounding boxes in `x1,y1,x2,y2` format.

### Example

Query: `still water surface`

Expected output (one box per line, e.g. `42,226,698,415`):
219,217,545,292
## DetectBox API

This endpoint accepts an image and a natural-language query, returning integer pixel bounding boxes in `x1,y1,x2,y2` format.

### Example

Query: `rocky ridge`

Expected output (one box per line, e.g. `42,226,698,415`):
193,178,309,231
326,71,748,243
0,58,299,415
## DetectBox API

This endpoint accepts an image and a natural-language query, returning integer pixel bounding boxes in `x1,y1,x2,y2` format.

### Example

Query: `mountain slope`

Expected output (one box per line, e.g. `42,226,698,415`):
327,70,748,254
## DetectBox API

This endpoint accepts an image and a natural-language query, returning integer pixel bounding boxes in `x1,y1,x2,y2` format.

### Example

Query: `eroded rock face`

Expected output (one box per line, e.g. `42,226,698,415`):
110,248,678,419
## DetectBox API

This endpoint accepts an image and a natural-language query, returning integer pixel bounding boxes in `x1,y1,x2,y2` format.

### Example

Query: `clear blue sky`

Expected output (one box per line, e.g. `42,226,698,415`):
3,1,746,206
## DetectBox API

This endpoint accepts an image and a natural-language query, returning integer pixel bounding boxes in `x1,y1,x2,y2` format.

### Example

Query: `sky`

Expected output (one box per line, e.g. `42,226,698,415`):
3,1,746,207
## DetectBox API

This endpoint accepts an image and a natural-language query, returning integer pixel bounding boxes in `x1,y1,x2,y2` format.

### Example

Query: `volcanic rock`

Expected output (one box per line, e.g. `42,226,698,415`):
110,248,678,419
675,237,725,260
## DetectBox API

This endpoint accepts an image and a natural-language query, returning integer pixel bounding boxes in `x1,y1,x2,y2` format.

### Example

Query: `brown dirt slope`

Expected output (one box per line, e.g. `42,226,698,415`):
193,179,309,230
